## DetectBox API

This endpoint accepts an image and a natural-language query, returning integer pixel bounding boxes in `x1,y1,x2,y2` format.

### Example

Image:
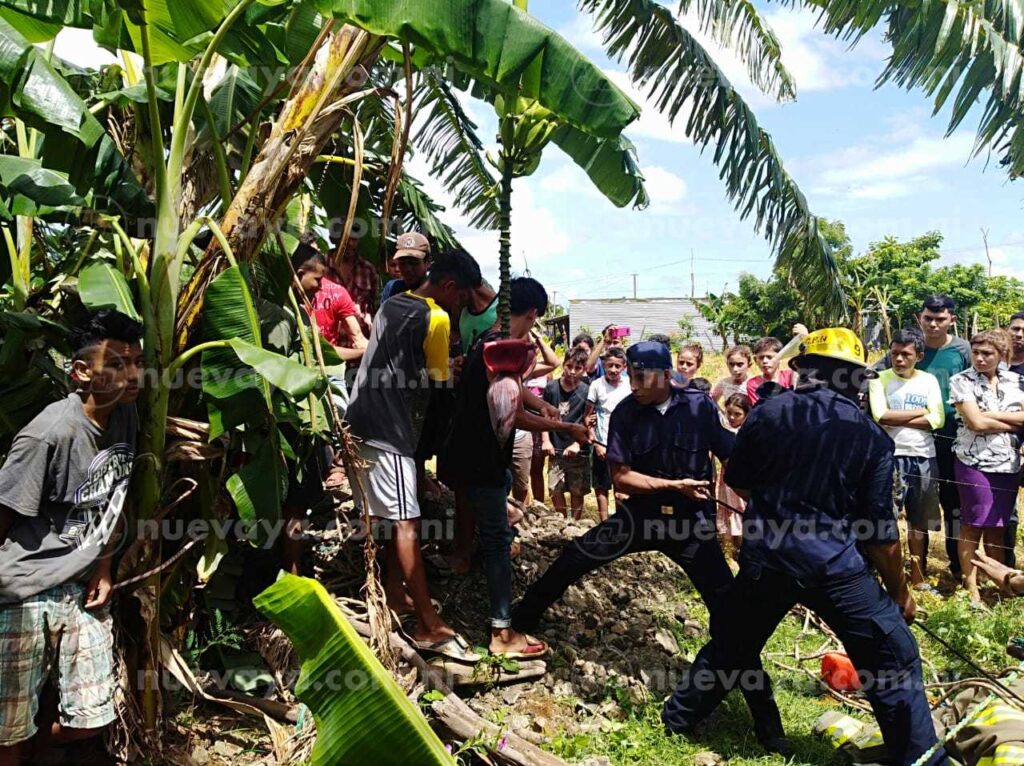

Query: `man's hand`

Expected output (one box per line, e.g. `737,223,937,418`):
894,588,917,625
670,479,711,502
595,443,607,460
451,355,465,380
584,412,597,429
352,335,369,351
792,323,809,336
84,563,113,610
542,439,556,457
563,442,580,458
565,423,591,446
972,549,1017,593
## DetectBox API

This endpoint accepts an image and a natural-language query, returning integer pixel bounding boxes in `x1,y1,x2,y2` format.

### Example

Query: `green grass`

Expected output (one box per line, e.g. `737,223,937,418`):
542,585,1023,765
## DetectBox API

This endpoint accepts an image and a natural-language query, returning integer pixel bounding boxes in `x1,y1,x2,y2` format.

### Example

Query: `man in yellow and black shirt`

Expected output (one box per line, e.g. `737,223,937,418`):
346,250,482,662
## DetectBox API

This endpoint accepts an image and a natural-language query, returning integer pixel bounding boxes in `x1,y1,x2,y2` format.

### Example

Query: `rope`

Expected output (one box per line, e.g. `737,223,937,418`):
910,665,1024,766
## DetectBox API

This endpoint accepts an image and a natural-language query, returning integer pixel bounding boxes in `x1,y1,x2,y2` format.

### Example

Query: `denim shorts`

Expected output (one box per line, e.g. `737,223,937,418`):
894,455,941,531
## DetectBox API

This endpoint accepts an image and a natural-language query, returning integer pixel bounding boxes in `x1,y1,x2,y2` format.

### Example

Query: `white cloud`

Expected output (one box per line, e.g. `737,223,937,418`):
811,132,976,201
643,165,688,211
539,161,686,214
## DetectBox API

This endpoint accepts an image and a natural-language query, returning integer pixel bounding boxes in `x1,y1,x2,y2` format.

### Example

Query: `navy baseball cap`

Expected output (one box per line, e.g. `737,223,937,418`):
626,341,672,370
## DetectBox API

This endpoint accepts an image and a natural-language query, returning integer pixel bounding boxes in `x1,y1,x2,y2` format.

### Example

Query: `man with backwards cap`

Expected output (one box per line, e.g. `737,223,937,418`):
381,232,432,302
512,341,791,755
663,329,945,765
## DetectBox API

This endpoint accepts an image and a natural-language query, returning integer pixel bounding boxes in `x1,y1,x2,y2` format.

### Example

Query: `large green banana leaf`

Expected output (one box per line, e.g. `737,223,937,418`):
225,437,284,544
253,574,454,766
324,0,640,139
0,17,150,216
78,261,142,320
0,156,84,217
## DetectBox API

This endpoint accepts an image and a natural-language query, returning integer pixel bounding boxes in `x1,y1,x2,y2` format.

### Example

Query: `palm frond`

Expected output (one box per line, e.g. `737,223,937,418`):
580,0,845,317
798,0,1024,178
674,0,797,100
412,71,501,229
396,172,462,249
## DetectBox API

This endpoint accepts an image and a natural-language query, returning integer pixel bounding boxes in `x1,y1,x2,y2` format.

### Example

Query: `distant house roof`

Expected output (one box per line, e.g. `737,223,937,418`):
569,297,714,345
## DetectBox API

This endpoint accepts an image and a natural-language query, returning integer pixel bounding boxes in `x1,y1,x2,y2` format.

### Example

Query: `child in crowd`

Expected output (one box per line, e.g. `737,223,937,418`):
676,343,703,382
690,377,712,394
747,337,795,404
716,393,750,557
542,348,592,520
868,329,945,588
584,347,631,521
711,345,752,406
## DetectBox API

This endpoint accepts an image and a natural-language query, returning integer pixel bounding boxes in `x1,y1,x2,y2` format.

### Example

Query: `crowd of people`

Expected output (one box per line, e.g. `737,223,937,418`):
0,231,1021,765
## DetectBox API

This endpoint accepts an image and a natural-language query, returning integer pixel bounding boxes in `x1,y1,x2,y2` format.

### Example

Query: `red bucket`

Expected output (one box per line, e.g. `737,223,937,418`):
821,652,862,692
483,339,534,379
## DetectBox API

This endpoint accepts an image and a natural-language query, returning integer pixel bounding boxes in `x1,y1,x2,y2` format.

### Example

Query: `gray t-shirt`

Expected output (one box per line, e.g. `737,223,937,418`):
0,394,137,604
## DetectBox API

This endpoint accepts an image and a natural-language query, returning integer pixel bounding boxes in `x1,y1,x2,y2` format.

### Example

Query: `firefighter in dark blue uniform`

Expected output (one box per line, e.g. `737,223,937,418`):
512,342,790,755
663,328,946,765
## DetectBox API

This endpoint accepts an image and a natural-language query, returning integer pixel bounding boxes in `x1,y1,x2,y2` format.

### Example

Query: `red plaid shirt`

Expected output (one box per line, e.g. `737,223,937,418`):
339,255,380,334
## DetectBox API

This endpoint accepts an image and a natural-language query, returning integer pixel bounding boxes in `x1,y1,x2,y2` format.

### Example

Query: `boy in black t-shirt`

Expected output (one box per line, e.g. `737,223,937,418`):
541,348,591,520
446,279,589,659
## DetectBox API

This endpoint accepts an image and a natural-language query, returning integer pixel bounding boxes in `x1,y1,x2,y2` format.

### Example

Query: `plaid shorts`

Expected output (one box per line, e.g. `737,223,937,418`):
0,582,116,745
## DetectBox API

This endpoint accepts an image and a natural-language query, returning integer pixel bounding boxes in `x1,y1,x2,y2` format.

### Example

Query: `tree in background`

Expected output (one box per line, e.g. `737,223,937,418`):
711,221,1024,343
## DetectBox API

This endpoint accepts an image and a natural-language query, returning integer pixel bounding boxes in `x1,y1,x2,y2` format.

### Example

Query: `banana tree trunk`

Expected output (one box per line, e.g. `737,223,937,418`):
175,26,382,350
497,153,513,338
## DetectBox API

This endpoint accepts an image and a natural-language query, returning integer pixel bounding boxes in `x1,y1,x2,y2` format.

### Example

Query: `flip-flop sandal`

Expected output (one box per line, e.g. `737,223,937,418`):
493,634,549,660
412,633,481,664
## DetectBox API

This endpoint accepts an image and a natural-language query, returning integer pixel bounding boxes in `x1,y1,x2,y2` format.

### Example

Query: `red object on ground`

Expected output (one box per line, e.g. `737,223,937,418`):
483,339,535,378
821,652,862,692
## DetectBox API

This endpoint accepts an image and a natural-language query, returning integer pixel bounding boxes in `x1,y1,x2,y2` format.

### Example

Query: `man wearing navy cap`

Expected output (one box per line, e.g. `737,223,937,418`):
512,342,790,755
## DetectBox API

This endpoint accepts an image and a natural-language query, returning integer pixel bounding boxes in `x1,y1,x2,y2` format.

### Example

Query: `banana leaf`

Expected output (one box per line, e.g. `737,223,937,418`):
0,16,151,217
253,574,454,766
0,156,84,217
323,0,640,139
225,337,323,398
225,437,284,545
78,261,142,320
200,264,273,426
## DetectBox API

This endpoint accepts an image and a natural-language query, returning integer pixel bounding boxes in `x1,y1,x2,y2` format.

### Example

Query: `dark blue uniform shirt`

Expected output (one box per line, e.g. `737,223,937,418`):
725,384,897,583
606,387,733,516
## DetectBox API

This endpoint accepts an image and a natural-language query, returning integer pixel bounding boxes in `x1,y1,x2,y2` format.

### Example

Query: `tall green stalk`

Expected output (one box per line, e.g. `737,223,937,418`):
497,145,513,337
131,0,256,734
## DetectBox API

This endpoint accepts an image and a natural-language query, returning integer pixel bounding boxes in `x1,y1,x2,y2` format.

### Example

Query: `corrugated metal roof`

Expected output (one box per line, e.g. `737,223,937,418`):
569,297,716,346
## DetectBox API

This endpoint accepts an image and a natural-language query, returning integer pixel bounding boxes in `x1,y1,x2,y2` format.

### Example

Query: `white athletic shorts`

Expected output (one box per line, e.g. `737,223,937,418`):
357,444,421,521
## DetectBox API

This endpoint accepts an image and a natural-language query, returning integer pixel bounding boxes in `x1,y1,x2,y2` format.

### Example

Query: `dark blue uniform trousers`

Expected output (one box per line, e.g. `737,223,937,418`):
663,568,947,765
512,501,786,739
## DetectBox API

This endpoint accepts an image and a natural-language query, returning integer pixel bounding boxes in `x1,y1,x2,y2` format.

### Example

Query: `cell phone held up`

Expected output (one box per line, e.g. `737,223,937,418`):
611,326,631,339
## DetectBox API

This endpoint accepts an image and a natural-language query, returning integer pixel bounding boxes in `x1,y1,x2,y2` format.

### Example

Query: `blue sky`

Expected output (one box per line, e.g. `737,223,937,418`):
410,2,1024,306
54,4,1024,307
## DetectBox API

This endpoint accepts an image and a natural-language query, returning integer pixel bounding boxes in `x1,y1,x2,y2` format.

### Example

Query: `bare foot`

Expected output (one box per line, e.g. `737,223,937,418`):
414,618,456,645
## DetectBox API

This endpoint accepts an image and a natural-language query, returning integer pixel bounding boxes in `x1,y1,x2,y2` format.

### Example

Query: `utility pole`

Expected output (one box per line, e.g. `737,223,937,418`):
690,249,695,299
981,227,992,278
632,273,638,300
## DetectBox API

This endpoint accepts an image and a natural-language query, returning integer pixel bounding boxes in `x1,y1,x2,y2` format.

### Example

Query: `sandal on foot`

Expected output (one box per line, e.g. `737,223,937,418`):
412,633,481,663
491,634,549,660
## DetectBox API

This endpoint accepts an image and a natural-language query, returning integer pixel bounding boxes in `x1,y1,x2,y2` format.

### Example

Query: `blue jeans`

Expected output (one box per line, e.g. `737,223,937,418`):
664,568,945,765
465,485,516,629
